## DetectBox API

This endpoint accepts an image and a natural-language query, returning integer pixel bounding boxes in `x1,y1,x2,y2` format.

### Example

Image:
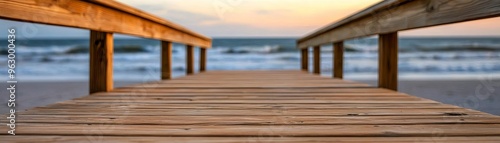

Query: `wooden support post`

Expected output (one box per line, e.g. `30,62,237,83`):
301,48,308,71
186,45,194,75
89,30,113,94
161,41,172,79
333,41,344,79
200,48,207,72
313,46,321,74
378,32,398,91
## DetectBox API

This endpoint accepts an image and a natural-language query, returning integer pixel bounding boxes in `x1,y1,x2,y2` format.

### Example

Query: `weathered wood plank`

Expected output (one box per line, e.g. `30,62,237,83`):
13,115,500,125
91,92,406,96
111,88,396,93
89,30,113,94
119,83,370,88
19,108,477,116
3,136,500,143
39,103,456,110
77,96,426,100
298,0,500,48
2,123,500,136
30,99,440,104
0,0,211,47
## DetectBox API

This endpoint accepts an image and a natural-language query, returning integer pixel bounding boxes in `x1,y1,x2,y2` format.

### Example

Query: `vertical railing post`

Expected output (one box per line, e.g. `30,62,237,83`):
186,45,194,75
161,41,173,79
89,30,113,94
313,46,321,74
378,32,398,91
333,42,344,78
301,48,308,71
200,48,207,72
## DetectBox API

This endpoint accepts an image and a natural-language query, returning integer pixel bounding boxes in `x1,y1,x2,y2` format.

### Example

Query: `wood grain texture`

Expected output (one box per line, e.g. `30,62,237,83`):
297,0,500,48
301,48,308,71
0,0,211,47
89,30,113,94
161,41,173,79
200,48,207,72
2,70,499,142
378,32,398,91
186,45,194,75
3,123,500,137
313,46,321,74
333,42,344,79
3,136,500,143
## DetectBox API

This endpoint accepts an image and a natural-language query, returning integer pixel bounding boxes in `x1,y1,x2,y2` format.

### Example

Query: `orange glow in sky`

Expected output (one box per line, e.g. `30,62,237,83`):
120,0,381,37
1,0,497,38
118,0,500,38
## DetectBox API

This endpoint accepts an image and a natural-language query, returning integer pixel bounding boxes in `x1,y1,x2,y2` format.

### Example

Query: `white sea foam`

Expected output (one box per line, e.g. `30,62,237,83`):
1,37,499,81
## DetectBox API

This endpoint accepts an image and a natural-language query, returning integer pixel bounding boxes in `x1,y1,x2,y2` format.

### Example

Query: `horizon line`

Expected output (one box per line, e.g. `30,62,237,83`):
5,35,500,40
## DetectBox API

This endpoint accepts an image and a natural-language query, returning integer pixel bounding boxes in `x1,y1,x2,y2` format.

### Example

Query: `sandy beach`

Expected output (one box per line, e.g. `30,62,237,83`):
356,79,500,115
1,79,499,115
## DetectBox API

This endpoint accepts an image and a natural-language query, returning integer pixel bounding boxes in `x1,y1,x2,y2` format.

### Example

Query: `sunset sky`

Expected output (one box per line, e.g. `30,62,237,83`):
119,0,382,37
1,0,499,38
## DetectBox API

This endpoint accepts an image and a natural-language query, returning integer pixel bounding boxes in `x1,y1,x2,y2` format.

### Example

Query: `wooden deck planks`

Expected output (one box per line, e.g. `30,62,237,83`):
3,136,500,143
3,123,500,137
11,115,500,125
1,70,499,142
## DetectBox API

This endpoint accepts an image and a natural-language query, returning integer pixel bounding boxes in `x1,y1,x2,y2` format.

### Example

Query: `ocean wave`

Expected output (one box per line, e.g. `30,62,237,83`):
278,56,299,61
0,45,151,56
341,44,500,53
218,45,295,54
216,44,500,54
5,43,500,57
65,45,149,54
402,45,500,52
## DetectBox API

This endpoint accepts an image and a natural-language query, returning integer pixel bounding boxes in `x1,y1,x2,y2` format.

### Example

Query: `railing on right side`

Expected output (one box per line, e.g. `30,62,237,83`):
297,0,500,91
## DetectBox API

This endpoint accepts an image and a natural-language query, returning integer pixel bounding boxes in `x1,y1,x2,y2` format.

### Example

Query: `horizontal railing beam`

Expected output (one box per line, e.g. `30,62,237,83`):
0,0,211,48
297,0,500,48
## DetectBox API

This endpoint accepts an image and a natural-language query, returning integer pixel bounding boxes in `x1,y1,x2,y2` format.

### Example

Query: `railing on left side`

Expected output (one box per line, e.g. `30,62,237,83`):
0,0,212,93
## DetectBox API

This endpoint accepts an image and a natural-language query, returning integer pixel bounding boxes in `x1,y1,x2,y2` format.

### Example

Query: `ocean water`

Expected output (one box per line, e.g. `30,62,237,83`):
1,37,500,81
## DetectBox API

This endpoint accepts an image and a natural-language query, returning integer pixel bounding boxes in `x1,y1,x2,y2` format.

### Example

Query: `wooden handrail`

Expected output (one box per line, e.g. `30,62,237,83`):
0,0,211,48
297,0,500,48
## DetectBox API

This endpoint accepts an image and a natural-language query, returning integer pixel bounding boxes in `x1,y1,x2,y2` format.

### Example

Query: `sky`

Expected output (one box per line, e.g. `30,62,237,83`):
1,0,499,38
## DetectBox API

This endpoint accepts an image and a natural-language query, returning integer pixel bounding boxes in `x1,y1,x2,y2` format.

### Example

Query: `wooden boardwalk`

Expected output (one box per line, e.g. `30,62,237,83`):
2,70,500,142
2,1,500,142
